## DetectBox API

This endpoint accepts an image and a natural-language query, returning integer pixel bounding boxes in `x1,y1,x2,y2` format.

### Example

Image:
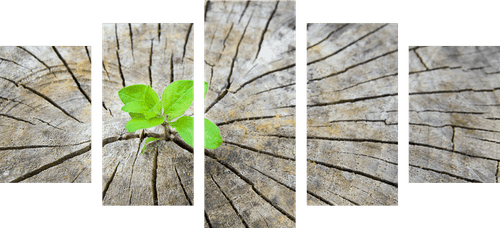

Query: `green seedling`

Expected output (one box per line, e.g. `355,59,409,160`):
118,80,222,153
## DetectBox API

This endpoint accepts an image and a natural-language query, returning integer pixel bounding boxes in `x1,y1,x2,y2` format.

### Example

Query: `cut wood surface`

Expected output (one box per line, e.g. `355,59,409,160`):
0,46,91,183
409,46,500,183
102,23,194,205
307,23,398,205
205,1,296,227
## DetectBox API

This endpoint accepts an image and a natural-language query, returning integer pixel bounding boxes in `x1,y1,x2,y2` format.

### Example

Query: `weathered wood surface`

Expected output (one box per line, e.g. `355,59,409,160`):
409,46,500,183
307,24,398,205
0,46,91,183
102,23,194,205
205,1,296,227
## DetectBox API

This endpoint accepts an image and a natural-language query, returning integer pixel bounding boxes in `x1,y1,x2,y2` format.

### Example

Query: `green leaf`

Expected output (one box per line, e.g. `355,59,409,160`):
121,101,150,113
129,112,144,119
205,118,223,149
204,81,208,99
125,116,164,133
119,84,160,119
170,116,194,148
144,101,162,119
162,80,193,121
141,137,161,153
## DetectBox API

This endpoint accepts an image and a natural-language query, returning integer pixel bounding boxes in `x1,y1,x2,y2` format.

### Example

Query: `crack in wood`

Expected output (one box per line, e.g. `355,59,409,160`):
254,83,295,95
0,140,90,151
409,110,485,115
409,66,461,74
308,49,398,83
238,1,250,23
224,141,295,161
254,1,279,61
71,167,86,183
308,159,398,188
216,114,293,126
413,49,429,70
128,23,134,59
182,23,193,62
232,63,296,93
170,52,174,83
335,151,398,166
20,84,83,123
102,61,110,80
209,173,250,228
409,123,500,134
328,73,398,93
306,190,335,205
102,162,120,200
36,118,63,130
205,1,211,22
151,146,159,205
175,166,192,205
128,130,145,204
307,24,389,66
0,57,31,71
84,46,91,64
148,39,154,87
409,164,482,183
0,113,35,125
308,93,398,107
205,211,214,228
52,46,91,104
409,88,499,95
307,23,349,50
249,166,294,191
10,143,91,183
17,46,57,78
205,13,253,114
102,102,113,117
218,23,234,62
409,142,500,162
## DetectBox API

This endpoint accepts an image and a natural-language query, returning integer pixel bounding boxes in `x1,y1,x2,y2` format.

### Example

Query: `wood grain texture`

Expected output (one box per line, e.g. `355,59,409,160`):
307,23,398,205
205,1,296,227
102,23,194,205
409,46,500,183
0,46,91,183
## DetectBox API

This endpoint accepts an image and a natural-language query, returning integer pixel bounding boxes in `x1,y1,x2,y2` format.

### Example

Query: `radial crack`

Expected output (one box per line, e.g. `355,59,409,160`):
182,23,193,62
210,174,250,228
52,46,91,104
0,113,35,125
10,143,91,183
17,46,56,77
307,23,349,50
85,46,91,64
309,49,398,82
216,114,293,126
151,146,159,206
148,39,154,87
409,164,482,183
233,63,296,93
20,84,82,123
308,159,398,188
413,49,429,70
175,166,192,205
224,141,295,161
308,93,397,107
409,142,499,162
102,162,120,200
254,1,278,60
128,23,134,59
307,24,389,65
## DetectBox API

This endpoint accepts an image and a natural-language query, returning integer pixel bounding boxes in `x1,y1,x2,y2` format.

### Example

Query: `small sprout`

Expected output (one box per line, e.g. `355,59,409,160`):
118,80,223,152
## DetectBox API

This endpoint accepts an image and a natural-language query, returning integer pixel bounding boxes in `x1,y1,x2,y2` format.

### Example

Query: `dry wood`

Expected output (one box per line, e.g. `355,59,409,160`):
102,23,194,205
0,46,91,183
307,23,398,205
409,46,500,183
205,1,296,227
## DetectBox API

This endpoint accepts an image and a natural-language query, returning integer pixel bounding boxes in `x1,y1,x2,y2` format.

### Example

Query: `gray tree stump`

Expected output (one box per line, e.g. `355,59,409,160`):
205,1,296,227
102,23,194,205
409,46,500,183
0,46,91,183
307,24,398,205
